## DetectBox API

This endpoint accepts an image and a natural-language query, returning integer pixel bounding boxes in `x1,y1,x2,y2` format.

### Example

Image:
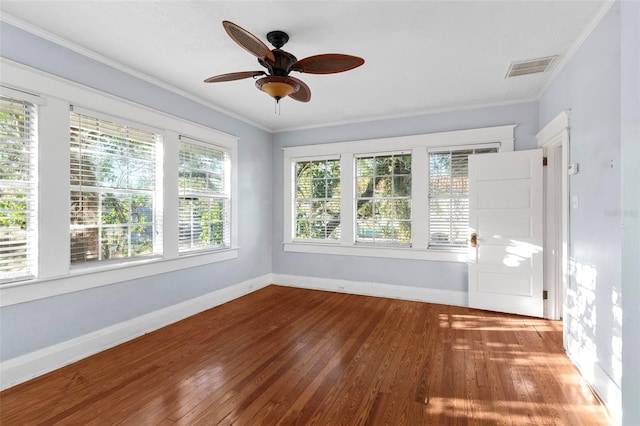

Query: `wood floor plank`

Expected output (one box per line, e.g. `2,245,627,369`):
0,285,611,425
234,295,386,425
171,290,348,424
277,296,394,425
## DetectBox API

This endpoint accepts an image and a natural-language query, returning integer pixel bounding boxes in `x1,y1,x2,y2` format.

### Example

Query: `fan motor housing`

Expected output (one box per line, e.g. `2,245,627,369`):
259,49,298,76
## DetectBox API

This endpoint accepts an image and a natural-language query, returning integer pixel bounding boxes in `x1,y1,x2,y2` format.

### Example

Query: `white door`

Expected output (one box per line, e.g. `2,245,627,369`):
468,149,544,317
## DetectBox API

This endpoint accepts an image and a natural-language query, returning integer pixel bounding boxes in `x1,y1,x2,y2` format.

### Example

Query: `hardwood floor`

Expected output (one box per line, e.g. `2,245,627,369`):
0,285,610,425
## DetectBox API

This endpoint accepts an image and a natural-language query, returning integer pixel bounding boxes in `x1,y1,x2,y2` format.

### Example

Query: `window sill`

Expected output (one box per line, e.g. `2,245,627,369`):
283,242,468,262
0,248,239,307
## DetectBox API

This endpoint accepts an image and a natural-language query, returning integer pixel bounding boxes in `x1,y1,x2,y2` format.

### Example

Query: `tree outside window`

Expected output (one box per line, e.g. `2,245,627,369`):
355,153,411,245
0,96,36,280
69,112,157,263
294,159,341,240
178,139,230,252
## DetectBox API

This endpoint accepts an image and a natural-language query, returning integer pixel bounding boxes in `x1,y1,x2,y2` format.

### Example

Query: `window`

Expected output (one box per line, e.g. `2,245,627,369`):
428,147,498,248
355,153,411,245
69,109,160,264
0,95,37,282
1,60,240,305
294,158,341,240
283,127,514,261
178,137,230,252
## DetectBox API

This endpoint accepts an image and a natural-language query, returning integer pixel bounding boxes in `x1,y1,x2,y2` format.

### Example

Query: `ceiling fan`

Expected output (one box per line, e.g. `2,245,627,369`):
204,21,365,104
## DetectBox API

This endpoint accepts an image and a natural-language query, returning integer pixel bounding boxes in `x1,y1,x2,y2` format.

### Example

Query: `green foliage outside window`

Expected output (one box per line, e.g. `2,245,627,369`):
356,154,411,244
178,198,226,250
295,159,341,239
0,99,31,276
69,112,156,263
0,115,28,228
178,140,228,251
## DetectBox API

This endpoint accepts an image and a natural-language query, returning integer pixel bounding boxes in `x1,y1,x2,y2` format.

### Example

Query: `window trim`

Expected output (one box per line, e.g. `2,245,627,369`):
69,106,163,265
0,90,39,283
0,59,239,307
178,135,232,254
354,151,412,246
427,143,501,249
283,126,515,262
291,155,342,243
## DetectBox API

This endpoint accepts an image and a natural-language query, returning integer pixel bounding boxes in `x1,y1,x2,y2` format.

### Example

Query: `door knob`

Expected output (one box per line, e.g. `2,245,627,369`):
470,232,477,248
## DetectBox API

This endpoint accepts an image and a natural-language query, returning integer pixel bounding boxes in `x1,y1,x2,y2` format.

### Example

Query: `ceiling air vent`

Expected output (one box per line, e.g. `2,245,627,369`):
506,55,557,78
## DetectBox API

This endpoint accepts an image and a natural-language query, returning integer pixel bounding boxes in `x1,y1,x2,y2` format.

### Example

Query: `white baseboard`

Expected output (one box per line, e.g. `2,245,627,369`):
272,273,468,307
0,274,271,391
565,332,622,425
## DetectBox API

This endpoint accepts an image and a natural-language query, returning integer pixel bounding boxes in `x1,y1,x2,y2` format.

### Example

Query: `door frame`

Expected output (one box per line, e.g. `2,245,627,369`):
536,111,570,327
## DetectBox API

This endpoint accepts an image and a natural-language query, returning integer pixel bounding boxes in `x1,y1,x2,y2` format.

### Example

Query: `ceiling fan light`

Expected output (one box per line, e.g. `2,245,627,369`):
262,82,295,99
256,76,299,101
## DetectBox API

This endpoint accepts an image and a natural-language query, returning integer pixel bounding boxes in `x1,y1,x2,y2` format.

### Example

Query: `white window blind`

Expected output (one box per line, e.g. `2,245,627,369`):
0,95,37,282
428,146,498,247
294,158,341,240
355,153,411,245
178,137,230,252
70,109,160,264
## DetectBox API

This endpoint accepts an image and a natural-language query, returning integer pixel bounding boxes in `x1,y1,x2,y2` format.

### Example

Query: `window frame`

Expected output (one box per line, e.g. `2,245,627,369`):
427,144,500,249
291,155,342,243
0,59,239,307
178,135,232,254
283,127,514,262
354,151,412,247
0,88,41,284
69,106,163,266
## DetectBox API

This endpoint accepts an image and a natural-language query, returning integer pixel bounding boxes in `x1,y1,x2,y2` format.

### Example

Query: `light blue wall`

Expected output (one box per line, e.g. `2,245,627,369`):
0,24,273,360
271,102,539,292
539,0,622,391
539,2,639,423
620,1,640,424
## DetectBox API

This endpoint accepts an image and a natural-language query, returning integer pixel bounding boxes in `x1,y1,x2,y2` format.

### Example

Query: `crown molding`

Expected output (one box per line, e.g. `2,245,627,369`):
0,13,271,133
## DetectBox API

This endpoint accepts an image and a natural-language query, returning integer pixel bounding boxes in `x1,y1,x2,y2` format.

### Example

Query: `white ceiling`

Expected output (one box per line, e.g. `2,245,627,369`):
1,1,607,132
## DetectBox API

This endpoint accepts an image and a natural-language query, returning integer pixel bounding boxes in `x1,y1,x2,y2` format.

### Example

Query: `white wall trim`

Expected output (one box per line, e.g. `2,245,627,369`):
272,273,467,307
537,110,570,321
1,59,239,144
0,274,272,391
565,332,621,425
0,249,239,307
283,243,468,262
0,14,270,133
536,110,570,144
0,58,242,307
283,125,516,158
282,126,515,258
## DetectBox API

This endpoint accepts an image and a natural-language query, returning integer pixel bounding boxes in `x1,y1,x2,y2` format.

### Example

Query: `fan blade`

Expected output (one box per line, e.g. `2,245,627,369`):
291,54,364,74
223,21,275,63
288,76,311,102
204,71,265,83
